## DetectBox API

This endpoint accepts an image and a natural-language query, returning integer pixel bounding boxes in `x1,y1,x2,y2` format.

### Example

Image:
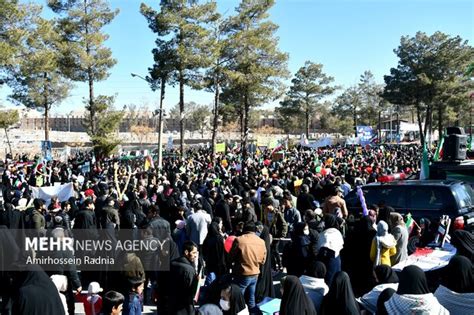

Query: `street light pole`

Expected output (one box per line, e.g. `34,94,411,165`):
131,73,163,169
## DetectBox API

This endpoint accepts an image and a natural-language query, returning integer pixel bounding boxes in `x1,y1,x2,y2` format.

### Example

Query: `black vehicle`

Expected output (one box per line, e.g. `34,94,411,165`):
345,180,474,231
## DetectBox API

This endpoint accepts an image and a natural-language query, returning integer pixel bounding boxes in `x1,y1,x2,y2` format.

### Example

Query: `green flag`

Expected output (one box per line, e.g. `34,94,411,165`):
420,141,429,180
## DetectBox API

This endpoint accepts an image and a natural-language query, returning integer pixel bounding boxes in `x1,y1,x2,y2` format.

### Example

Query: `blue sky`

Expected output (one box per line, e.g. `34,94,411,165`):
1,0,472,115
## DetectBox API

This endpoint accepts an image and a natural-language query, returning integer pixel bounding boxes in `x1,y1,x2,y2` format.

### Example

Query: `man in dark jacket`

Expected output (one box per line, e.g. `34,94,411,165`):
100,197,120,230
169,241,199,315
147,204,170,239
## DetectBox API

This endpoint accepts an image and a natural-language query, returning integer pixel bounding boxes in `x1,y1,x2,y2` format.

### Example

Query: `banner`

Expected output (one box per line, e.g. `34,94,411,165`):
356,126,374,146
167,135,173,150
31,183,74,206
60,146,70,163
306,137,332,149
41,140,52,161
215,142,226,153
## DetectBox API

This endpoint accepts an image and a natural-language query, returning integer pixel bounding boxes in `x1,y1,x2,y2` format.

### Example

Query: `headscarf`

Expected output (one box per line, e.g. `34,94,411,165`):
198,304,223,315
376,287,396,315
320,271,360,315
308,261,327,279
224,284,246,315
280,276,317,315
389,212,404,230
397,265,430,295
441,255,473,293
324,214,339,230
375,264,399,284
12,264,66,315
291,222,311,246
451,230,473,262
374,220,396,266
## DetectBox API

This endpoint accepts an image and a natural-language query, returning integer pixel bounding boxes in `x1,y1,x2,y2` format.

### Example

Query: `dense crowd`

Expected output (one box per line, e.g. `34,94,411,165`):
0,144,473,315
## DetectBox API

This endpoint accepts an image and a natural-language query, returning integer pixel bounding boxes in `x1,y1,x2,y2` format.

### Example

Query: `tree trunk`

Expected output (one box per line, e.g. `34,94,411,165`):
157,78,165,169
88,75,95,135
211,74,219,155
4,128,12,156
416,104,425,145
437,104,443,142
179,70,185,157
242,91,250,161
239,103,244,145
353,106,358,138
378,111,381,141
44,105,49,141
305,108,310,139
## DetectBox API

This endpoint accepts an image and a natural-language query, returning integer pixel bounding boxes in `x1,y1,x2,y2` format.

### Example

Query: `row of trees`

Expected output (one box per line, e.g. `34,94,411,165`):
2,0,473,159
140,0,289,158
276,32,473,143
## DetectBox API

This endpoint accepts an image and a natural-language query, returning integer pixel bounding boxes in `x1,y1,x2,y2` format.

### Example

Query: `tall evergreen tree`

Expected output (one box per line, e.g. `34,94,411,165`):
141,0,218,156
358,70,384,127
383,31,474,144
203,15,235,154
48,0,119,147
333,86,362,137
224,0,289,159
7,17,72,141
278,61,337,138
88,95,124,159
0,0,40,69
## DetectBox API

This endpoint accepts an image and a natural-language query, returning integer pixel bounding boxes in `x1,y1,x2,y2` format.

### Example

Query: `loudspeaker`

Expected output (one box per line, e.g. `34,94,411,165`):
442,134,467,161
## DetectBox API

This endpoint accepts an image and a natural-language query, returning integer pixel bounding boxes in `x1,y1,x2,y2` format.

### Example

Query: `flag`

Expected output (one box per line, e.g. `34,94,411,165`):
405,213,415,234
420,141,430,180
433,133,444,161
144,155,154,171
33,157,45,175
270,144,283,155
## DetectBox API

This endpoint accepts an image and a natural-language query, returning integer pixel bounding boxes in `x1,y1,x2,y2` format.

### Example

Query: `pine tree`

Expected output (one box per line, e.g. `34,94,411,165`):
383,31,474,144
7,17,72,141
0,0,40,68
48,0,119,144
141,0,218,156
224,0,289,159
278,61,337,138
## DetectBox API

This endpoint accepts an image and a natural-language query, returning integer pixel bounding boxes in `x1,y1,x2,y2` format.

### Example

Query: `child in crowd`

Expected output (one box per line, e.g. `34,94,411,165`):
102,291,124,315
75,281,103,315
123,277,145,315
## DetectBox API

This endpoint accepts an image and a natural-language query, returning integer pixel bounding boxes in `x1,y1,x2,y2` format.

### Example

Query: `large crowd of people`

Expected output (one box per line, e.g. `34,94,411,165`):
0,144,472,315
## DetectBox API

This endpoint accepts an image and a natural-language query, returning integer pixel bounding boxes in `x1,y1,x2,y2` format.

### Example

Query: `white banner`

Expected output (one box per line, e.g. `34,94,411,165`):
30,183,75,206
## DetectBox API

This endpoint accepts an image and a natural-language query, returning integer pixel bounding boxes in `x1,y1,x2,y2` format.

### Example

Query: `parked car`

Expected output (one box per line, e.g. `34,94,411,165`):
345,180,474,231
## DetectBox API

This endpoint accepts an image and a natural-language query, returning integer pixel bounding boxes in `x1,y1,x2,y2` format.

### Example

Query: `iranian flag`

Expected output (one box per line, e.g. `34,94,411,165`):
33,157,45,174
433,132,444,161
405,213,416,234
